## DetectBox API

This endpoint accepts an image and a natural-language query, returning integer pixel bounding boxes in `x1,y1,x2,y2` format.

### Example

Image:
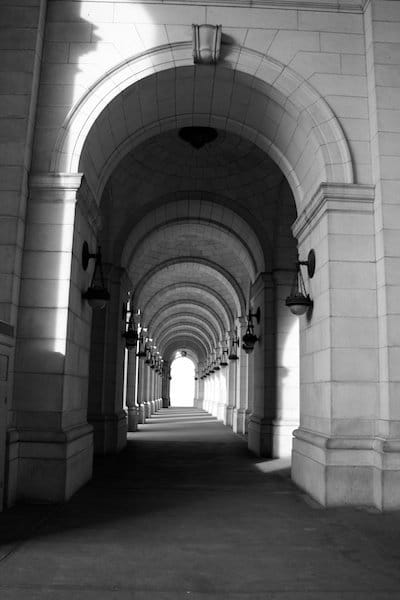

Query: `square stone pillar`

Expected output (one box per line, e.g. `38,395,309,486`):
225,359,237,427
13,173,94,503
365,4,400,509
137,358,148,421
87,268,127,454
232,317,248,435
248,274,275,456
126,348,139,431
273,271,300,457
291,183,384,507
161,361,170,408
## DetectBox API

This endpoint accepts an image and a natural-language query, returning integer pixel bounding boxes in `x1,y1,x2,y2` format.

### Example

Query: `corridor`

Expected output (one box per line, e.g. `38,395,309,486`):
1,408,400,599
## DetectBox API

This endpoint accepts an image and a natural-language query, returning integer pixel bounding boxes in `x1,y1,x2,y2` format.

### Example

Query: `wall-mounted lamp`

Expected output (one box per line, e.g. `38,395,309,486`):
213,349,220,371
242,307,260,354
145,339,153,365
82,241,110,310
122,295,138,349
136,327,147,358
229,331,239,361
220,343,229,367
285,249,315,316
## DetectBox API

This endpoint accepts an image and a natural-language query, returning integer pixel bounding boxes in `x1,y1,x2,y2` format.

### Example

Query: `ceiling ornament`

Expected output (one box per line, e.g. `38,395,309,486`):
192,24,222,65
178,126,218,149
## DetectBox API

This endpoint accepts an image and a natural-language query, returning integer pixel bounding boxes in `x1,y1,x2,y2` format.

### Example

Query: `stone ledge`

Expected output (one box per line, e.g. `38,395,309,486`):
293,182,375,242
11,427,94,504
105,0,366,13
292,430,400,509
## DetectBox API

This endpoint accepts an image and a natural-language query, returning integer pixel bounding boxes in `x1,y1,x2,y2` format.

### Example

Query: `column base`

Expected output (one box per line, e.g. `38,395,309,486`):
138,403,146,424
248,415,272,457
9,424,93,504
225,405,233,427
89,411,127,455
162,396,170,408
292,428,400,510
247,417,297,457
211,400,219,417
194,398,203,410
232,408,247,435
127,406,139,432
217,402,226,421
145,402,152,418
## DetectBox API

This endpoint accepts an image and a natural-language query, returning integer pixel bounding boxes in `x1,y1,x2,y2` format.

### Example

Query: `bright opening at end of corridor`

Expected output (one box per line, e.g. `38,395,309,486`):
170,355,195,407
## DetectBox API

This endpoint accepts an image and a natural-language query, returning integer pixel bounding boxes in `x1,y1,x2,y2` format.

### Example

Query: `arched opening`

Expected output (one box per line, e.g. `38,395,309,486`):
170,355,196,408
16,35,362,508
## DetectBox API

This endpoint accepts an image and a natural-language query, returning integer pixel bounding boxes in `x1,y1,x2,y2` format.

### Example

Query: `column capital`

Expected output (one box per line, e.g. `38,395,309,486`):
251,271,274,297
29,172,84,203
293,182,375,243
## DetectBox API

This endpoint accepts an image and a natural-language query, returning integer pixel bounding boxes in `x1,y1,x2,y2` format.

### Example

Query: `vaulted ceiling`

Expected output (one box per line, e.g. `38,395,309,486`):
80,67,298,366
95,127,296,365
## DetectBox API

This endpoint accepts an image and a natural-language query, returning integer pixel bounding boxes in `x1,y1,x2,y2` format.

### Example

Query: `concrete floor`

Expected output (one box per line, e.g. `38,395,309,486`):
1,408,400,599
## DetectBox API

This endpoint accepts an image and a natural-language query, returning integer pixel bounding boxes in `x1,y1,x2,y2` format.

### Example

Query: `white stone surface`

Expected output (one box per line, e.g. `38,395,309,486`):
1,0,400,510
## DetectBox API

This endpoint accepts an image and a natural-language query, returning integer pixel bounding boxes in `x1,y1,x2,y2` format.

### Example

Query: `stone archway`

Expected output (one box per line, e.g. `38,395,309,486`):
15,40,385,510
49,44,353,212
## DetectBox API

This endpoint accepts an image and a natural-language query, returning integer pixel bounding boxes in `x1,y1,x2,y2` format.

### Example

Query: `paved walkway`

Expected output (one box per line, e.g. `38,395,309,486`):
1,407,400,599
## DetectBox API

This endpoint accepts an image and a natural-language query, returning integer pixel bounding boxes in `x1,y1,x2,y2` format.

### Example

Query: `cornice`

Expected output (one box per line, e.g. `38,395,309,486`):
29,172,84,202
83,0,367,14
292,183,375,242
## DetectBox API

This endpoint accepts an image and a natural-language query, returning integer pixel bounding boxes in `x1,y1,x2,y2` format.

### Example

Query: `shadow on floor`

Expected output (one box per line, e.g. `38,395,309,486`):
1,409,400,599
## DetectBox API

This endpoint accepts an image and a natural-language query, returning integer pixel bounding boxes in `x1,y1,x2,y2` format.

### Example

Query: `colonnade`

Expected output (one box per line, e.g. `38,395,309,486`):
125,347,170,431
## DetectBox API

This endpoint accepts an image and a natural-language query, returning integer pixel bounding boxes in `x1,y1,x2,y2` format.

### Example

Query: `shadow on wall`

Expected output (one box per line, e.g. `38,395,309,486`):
6,8,104,507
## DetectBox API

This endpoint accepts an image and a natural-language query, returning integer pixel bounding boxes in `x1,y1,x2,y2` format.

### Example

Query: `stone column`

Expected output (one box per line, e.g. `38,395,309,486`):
208,376,213,413
197,375,204,410
272,270,300,456
13,173,93,502
162,362,170,408
365,4,400,509
156,370,162,409
149,367,156,414
87,266,128,454
126,348,138,432
0,0,47,506
194,371,200,408
291,183,380,507
232,318,248,435
144,364,152,418
137,358,147,423
225,360,237,428
219,367,228,421
203,377,209,412
211,372,218,417
248,274,275,456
